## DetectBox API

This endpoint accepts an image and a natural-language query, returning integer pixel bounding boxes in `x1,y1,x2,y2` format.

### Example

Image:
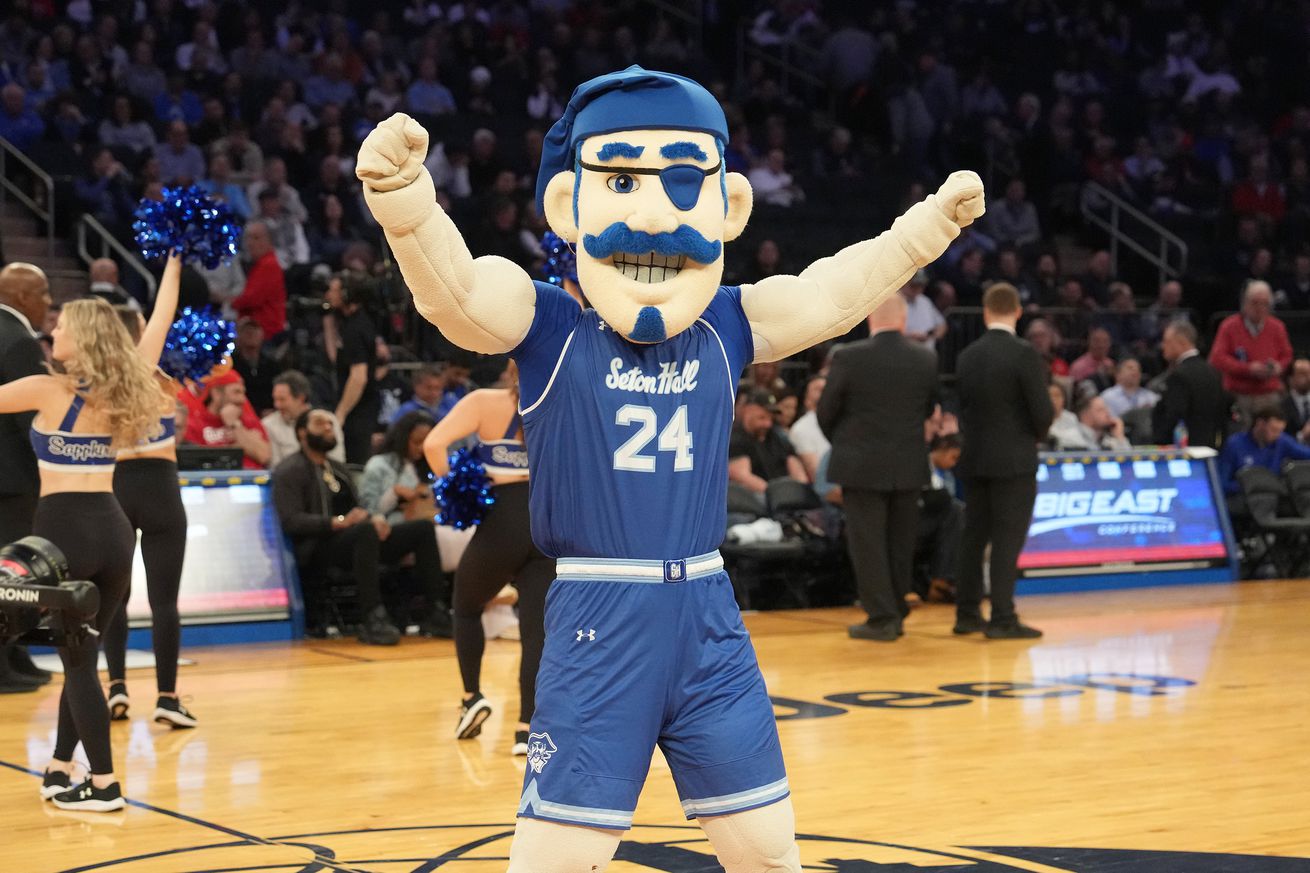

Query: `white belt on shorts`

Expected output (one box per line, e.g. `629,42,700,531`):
555,550,723,583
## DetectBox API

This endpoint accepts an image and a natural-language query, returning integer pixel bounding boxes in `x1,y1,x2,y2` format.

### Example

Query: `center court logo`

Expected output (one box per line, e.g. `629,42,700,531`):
66,824,1310,871
526,732,558,774
1030,487,1179,536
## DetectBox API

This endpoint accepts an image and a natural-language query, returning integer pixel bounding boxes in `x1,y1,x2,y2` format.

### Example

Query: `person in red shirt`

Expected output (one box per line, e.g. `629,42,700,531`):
179,369,272,469
1209,280,1293,423
1068,326,1117,387
231,221,287,339
1231,155,1286,227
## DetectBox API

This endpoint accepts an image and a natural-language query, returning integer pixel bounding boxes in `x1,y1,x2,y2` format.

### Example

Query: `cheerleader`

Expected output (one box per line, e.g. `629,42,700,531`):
101,271,195,728
424,362,552,755
0,254,180,810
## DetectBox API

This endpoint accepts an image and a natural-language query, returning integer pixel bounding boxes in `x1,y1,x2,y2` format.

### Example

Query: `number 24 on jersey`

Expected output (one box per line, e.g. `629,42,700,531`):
613,405,694,472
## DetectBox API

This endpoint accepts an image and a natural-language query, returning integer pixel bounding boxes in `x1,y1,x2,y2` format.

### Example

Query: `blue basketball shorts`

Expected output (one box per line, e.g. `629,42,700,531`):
517,550,789,830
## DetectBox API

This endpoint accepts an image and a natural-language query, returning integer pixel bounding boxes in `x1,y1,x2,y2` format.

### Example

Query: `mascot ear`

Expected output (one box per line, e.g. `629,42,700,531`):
543,171,578,243
723,172,753,242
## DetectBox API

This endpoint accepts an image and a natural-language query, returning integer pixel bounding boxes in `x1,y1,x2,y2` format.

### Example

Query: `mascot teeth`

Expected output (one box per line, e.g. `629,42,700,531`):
613,252,687,283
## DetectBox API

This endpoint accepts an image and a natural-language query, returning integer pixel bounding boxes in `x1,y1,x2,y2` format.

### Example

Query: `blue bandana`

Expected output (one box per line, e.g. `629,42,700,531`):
535,65,730,212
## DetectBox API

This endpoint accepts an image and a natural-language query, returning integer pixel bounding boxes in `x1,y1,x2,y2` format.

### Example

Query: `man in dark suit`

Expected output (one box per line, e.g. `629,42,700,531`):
272,408,450,644
0,263,54,692
955,283,1053,639
818,294,938,641
1280,358,1310,444
1151,321,1234,449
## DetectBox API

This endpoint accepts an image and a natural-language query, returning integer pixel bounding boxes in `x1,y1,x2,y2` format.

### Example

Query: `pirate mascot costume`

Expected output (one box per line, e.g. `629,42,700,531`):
358,66,984,873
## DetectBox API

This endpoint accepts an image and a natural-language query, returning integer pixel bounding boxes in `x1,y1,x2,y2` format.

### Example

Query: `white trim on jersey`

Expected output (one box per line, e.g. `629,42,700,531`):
680,777,790,817
519,328,578,417
519,779,635,828
696,317,736,408
555,550,724,582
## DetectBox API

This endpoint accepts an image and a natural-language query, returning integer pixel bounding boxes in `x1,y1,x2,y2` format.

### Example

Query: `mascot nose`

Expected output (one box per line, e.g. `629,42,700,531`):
625,211,677,235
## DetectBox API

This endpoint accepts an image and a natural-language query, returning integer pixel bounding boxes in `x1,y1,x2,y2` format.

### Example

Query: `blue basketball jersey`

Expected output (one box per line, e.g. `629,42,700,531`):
512,281,753,559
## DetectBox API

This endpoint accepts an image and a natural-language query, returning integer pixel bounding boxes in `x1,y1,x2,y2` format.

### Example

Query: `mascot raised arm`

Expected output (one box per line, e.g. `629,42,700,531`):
359,66,983,873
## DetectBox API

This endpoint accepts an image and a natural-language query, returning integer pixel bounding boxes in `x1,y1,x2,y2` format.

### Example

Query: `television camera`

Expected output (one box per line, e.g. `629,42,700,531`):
0,537,100,653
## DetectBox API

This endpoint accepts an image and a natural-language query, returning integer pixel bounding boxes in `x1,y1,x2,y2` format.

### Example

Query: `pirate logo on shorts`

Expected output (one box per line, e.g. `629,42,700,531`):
527,732,558,774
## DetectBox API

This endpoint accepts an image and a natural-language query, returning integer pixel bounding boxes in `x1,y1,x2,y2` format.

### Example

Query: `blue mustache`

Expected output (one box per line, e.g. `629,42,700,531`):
582,223,722,265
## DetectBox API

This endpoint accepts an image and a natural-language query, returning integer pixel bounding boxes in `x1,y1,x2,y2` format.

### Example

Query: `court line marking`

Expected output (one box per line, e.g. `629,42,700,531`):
224,823,1121,870
7,784,1303,873
304,646,377,663
0,758,372,873
948,846,1084,872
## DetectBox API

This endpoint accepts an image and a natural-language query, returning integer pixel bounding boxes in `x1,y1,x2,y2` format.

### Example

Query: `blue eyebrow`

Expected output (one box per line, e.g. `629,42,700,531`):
595,142,644,161
660,141,709,161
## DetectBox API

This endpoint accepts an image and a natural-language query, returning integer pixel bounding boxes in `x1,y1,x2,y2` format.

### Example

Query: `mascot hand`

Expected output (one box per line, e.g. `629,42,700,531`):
357,113,429,194
934,170,985,228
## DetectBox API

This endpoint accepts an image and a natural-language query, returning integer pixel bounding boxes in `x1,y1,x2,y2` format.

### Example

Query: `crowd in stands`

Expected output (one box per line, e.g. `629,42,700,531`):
5,1,1310,597
727,273,1310,596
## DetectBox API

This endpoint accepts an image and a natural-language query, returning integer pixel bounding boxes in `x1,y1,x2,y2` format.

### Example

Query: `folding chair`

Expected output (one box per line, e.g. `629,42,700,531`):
721,479,825,610
1280,459,1310,518
765,478,823,517
1236,466,1310,578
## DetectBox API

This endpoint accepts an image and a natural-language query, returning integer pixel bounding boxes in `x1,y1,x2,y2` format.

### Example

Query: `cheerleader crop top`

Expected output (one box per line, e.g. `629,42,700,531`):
470,411,528,477
30,394,116,473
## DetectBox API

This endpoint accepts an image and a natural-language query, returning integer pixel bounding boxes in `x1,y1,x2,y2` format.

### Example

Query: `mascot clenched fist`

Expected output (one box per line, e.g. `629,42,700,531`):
360,66,982,873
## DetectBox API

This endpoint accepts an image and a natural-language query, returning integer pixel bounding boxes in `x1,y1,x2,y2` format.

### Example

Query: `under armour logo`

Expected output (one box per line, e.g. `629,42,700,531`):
598,320,609,332
576,628,596,642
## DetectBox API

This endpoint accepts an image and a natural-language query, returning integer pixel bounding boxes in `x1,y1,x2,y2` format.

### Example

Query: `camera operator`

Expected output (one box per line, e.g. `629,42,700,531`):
0,254,182,812
324,272,380,463
272,408,448,644
0,262,54,693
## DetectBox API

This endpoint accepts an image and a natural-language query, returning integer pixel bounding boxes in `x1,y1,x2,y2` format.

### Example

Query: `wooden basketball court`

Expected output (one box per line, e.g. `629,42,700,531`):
3,579,1309,872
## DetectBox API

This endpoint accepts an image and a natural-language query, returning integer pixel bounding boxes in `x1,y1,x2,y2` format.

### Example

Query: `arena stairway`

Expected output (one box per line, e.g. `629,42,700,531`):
2,212,88,304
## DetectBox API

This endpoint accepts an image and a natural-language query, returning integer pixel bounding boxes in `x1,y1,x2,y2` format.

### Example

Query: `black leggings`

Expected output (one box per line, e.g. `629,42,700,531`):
33,493,135,776
453,482,553,723
103,459,187,694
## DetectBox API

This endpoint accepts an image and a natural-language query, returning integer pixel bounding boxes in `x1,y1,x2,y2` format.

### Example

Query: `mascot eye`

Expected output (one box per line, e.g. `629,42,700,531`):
607,174,640,194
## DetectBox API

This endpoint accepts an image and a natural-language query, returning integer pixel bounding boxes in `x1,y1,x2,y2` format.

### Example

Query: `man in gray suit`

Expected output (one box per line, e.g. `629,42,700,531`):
0,262,53,691
818,294,939,641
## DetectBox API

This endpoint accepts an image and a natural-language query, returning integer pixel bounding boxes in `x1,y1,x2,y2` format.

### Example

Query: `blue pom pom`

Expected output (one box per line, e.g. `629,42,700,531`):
433,448,496,529
540,231,578,287
159,307,236,382
133,186,242,269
